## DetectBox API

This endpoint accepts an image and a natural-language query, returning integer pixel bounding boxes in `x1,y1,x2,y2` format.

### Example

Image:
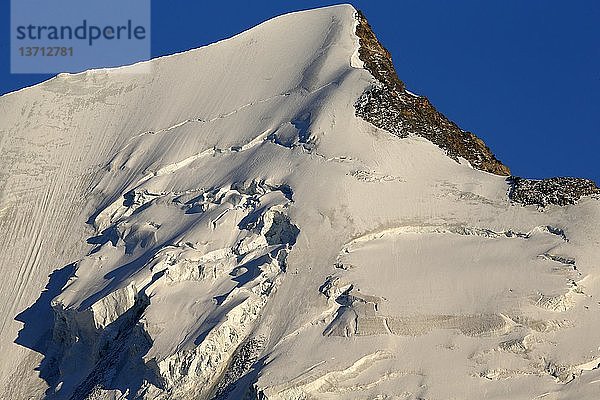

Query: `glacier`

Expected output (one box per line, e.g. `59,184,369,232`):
1,4,599,399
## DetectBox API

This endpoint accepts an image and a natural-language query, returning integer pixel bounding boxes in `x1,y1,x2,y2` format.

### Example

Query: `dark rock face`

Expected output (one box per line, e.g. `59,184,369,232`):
507,176,600,207
213,337,264,399
354,12,405,94
354,11,511,176
353,10,599,206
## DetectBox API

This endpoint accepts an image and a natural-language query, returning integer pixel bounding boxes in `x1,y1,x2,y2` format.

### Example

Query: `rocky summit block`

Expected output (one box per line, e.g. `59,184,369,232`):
507,176,600,207
354,10,511,176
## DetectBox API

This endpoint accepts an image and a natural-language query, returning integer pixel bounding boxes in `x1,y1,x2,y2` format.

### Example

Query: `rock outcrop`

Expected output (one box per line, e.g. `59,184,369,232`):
354,11,510,176
507,176,600,207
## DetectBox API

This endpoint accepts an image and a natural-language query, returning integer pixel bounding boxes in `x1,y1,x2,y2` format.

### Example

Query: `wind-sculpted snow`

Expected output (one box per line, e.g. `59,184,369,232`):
321,222,586,340
2,4,600,400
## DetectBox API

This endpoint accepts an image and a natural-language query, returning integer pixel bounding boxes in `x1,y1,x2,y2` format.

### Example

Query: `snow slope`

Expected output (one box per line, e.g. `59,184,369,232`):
1,4,599,399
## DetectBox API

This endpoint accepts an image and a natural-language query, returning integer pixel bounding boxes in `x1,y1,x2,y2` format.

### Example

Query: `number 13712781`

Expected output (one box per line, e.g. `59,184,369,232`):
18,47,74,56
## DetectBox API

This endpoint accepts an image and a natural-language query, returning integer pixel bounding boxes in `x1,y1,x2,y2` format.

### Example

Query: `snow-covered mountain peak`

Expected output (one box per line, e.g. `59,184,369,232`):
1,5,599,400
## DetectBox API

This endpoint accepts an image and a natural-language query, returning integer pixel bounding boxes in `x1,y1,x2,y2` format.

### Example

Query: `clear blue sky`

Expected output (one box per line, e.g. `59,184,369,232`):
1,1,598,183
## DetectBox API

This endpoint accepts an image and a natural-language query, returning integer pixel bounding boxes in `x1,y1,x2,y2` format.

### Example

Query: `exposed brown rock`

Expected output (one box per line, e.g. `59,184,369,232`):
355,11,404,94
354,10,511,176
